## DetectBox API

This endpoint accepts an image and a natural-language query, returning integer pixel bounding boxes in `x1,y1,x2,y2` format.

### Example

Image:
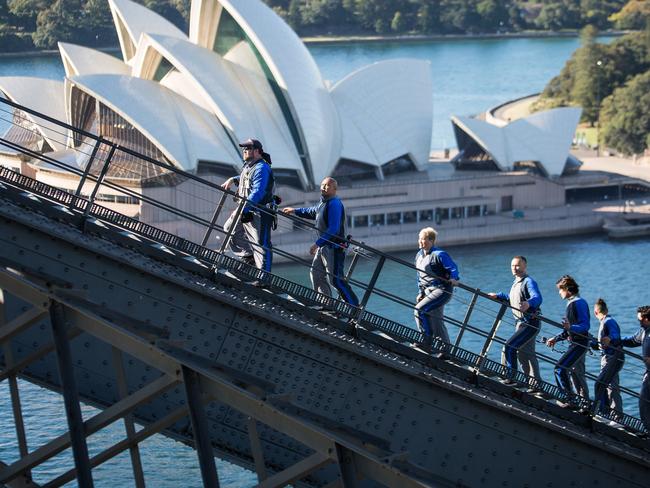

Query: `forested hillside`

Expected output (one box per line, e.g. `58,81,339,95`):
535,22,650,155
1,0,646,52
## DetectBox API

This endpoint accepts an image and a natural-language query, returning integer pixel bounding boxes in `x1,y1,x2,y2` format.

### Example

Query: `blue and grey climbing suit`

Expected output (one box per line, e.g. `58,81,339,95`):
552,296,590,400
414,248,459,348
621,325,650,432
594,315,624,415
294,196,358,306
224,158,274,272
497,275,543,383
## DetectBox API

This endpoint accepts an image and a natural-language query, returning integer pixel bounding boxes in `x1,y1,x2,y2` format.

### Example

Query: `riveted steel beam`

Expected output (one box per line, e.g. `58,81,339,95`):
0,307,47,344
255,452,332,488
182,366,221,488
42,407,189,488
247,417,268,482
48,300,94,488
112,347,146,488
0,461,39,488
0,326,82,383
0,373,178,484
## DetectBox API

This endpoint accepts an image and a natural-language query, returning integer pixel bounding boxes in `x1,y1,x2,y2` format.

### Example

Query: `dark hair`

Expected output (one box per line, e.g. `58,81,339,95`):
556,275,579,294
513,255,527,263
262,151,272,165
638,305,650,321
595,298,608,314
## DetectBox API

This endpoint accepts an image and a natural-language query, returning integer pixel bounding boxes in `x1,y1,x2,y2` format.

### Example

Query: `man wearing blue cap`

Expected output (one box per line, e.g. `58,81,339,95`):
221,138,275,276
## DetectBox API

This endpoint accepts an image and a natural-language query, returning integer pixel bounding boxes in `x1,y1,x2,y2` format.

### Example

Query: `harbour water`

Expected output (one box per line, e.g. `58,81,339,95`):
1,37,647,487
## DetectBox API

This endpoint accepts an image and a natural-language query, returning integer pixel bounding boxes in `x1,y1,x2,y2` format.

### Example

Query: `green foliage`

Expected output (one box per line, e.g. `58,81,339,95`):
537,27,650,116
609,0,650,30
32,0,83,49
600,70,650,154
0,0,644,53
391,11,406,33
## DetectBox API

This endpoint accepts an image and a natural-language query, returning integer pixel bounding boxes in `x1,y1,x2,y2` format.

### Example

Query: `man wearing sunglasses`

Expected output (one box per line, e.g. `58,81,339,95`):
221,138,275,276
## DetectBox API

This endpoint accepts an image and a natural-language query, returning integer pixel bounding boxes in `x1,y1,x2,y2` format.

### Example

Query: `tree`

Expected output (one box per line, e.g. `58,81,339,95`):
477,0,510,32
391,11,406,32
286,0,301,29
535,1,582,30
600,70,650,155
571,25,608,124
32,0,83,49
416,1,441,33
353,0,396,33
7,0,47,30
144,0,187,31
440,0,482,34
82,0,116,46
610,0,650,30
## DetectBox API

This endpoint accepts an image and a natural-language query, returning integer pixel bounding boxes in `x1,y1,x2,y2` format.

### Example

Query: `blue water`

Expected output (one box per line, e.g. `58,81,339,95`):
1,37,646,487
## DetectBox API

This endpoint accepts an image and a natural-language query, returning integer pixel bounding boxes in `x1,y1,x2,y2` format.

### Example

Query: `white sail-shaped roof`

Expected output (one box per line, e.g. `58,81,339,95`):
452,106,582,177
58,43,131,77
108,0,187,62
190,0,341,187
4,0,435,189
331,59,433,171
131,33,305,185
0,77,66,152
66,74,240,172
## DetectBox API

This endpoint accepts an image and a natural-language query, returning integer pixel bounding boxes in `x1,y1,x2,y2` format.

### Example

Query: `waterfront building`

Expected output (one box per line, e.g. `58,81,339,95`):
451,95,583,177
2,1,649,255
0,0,432,195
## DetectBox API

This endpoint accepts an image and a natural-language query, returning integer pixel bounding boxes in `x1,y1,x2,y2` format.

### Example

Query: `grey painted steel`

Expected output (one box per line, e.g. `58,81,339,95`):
0,461,39,488
202,192,228,247
247,417,269,482
358,256,385,309
81,144,116,223
0,203,648,487
48,301,95,488
4,345,29,459
454,291,478,347
475,303,507,370
0,180,649,486
44,407,189,488
256,452,331,488
73,137,104,201
112,347,146,488
182,366,221,488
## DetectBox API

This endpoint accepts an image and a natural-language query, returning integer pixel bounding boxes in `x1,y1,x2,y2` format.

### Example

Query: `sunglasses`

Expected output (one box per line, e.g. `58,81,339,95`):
242,147,253,151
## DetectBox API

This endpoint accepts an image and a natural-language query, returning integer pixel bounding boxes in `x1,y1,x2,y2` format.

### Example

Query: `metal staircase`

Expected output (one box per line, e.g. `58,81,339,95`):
0,97,649,487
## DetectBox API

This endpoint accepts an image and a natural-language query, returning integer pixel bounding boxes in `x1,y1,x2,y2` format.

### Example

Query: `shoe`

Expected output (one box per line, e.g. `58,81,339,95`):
556,400,578,410
250,280,270,289
410,342,432,353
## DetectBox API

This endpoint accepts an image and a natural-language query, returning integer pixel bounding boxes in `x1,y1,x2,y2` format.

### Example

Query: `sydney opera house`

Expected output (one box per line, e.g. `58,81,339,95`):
0,0,433,196
4,0,631,253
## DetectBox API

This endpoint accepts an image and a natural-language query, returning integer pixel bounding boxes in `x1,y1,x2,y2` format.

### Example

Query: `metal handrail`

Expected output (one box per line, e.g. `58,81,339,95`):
1,96,647,432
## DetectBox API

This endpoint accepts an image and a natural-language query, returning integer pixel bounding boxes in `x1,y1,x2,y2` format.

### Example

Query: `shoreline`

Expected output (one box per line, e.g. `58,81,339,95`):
0,30,629,58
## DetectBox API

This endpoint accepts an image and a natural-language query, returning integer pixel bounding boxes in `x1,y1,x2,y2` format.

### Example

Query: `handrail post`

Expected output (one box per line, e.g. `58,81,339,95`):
71,136,104,209
475,303,508,371
454,290,479,347
201,192,228,247
358,255,386,309
81,143,117,225
345,245,362,281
